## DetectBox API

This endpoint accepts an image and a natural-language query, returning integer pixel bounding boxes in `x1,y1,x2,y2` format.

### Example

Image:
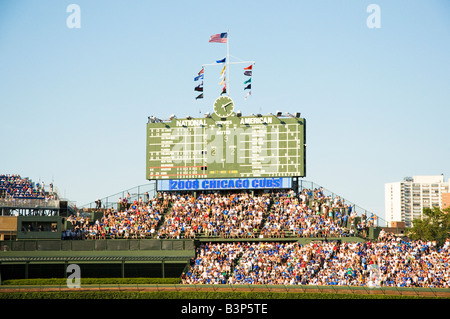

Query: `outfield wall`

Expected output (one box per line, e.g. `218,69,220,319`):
0,239,195,281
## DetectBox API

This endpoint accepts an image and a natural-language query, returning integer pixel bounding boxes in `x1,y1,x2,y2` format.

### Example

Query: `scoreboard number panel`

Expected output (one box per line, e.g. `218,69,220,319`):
147,100,305,180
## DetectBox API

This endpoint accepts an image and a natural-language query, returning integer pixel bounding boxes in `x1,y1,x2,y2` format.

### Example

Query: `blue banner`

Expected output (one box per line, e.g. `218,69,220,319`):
157,177,292,191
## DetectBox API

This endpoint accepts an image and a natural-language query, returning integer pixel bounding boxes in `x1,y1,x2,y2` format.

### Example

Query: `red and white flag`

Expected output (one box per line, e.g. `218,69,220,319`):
209,32,228,43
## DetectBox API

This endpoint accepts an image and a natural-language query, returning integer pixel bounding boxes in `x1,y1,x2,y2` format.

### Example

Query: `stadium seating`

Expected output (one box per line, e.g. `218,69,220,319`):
67,188,376,241
69,188,448,288
181,233,450,288
156,192,271,239
0,174,51,200
65,192,171,240
3,174,449,288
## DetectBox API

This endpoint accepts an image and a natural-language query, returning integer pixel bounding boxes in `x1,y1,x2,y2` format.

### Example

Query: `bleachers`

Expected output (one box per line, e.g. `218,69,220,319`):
0,174,75,220
68,188,376,241
0,174,47,200
181,234,450,288
64,192,171,240
2,174,448,289
156,192,271,239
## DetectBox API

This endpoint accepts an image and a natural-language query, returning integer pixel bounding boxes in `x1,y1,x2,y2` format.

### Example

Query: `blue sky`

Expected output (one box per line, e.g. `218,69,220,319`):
1,1,449,222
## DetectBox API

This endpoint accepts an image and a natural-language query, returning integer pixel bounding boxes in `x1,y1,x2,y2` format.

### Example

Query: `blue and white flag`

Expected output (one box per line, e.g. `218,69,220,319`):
194,74,204,81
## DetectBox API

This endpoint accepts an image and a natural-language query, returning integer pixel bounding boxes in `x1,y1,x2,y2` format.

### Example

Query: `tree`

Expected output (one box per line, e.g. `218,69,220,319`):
407,206,450,246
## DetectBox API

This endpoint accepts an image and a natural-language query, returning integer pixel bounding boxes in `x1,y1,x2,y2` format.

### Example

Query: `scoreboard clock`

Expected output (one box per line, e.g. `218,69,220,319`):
213,96,235,117
146,97,305,181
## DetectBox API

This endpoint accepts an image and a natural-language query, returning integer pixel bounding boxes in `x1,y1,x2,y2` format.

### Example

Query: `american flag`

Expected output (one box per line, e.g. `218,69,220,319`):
209,32,227,43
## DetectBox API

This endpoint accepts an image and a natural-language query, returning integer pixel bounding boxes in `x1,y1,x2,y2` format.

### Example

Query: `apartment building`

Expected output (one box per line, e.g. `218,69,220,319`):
385,175,450,227
443,192,450,210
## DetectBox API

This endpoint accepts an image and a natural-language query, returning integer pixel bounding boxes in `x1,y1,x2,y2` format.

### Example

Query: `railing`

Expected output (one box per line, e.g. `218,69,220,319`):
0,198,60,209
0,238,195,252
80,182,157,210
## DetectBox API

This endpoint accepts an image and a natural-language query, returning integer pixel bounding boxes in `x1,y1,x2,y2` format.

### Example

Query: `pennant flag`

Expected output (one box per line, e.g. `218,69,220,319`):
221,84,227,95
244,71,252,76
244,84,252,90
219,65,226,79
195,85,203,92
196,93,204,100
216,57,226,63
209,32,228,43
245,91,252,100
194,74,204,81
244,78,251,84
198,68,204,75
219,77,226,86
244,64,253,70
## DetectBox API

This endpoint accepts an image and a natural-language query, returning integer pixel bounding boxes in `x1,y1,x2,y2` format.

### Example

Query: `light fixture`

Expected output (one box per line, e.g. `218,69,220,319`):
285,112,297,118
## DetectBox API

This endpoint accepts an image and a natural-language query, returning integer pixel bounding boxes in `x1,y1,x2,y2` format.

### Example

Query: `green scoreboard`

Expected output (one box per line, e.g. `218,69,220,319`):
146,96,305,181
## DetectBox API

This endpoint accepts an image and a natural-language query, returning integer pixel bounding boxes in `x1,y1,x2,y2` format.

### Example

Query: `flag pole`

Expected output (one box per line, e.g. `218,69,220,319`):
226,29,230,96
201,31,254,99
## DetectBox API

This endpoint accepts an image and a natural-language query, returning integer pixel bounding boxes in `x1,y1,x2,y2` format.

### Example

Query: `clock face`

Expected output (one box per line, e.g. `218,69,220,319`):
213,96,234,117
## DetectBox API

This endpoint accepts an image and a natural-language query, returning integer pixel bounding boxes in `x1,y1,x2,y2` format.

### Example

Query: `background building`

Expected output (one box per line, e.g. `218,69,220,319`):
385,175,450,227
443,192,450,210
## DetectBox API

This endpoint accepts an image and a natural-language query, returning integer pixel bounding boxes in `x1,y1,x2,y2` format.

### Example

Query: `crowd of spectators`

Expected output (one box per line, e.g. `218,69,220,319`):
0,174,56,200
26,183,449,289
181,242,246,284
64,192,170,240
157,192,271,239
261,189,354,238
182,233,450,288
155,189,376,240
63,188,376,240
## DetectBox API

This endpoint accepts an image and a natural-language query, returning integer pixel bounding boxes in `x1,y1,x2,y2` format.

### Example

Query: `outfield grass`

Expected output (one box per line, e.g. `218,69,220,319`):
1,278,448,299
0,290,440,299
